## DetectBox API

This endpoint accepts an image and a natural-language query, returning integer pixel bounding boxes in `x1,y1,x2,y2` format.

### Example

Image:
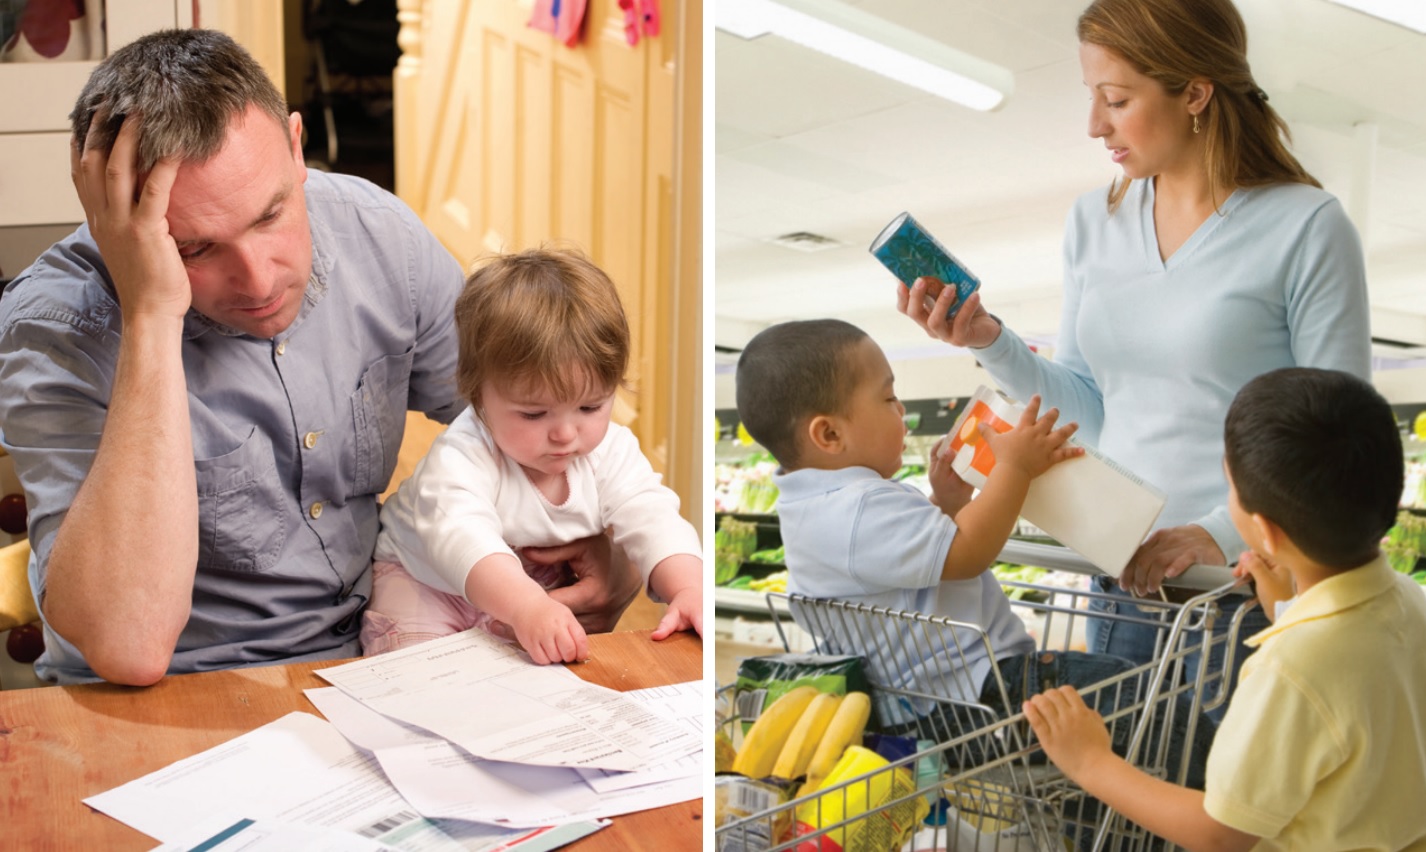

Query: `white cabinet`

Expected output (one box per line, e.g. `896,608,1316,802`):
0,1,194,228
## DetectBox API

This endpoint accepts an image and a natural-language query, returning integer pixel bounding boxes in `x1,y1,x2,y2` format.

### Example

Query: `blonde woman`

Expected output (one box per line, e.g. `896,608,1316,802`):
899,0,1370,696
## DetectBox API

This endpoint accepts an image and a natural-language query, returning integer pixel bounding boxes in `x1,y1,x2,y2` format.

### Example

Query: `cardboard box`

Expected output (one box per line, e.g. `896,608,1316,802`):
947,386,1165,577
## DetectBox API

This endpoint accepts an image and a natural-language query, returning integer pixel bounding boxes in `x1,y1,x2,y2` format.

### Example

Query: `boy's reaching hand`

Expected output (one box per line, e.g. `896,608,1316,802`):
928,434,974,515
984,395,1083,479
1233,550,1293,623
1023,685,1114,783
512,595,589,665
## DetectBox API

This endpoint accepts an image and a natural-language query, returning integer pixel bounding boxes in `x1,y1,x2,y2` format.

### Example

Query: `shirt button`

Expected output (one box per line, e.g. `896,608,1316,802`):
309,501,324,519
304,431,319,449
276,341,287,356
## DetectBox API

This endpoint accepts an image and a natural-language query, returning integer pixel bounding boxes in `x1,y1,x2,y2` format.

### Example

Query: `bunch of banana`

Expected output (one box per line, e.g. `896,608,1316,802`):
796,691,870,796
748,570,788,593
731,686,872,786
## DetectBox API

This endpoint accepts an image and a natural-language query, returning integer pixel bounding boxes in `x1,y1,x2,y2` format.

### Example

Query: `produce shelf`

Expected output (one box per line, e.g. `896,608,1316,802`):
713,587,791,616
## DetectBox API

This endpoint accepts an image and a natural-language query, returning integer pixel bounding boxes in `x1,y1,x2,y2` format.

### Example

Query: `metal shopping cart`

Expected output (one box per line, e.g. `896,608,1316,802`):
716,547,1256,852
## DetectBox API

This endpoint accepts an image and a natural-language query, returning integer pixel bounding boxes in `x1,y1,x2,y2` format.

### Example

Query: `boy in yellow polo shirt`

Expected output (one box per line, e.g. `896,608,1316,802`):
1023,367,1426,851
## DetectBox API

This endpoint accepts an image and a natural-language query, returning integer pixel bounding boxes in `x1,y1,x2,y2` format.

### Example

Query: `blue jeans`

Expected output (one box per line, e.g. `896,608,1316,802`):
900,650,1213,791
1085,577,1269,725
988,651,1212,790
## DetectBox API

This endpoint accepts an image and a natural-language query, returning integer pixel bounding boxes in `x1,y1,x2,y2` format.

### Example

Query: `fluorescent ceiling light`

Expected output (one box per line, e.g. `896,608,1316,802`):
1322,0,1426,33
716,0,1014,111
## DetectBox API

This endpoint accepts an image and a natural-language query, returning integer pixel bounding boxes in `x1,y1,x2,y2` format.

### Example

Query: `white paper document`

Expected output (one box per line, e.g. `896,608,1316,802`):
577,681,704,793
315,629,700,771
305,682,705,828
84,711,606,852
372,743,703,829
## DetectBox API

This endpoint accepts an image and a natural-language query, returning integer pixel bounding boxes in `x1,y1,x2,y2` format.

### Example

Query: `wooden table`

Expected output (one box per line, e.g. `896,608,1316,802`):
0,629,704,850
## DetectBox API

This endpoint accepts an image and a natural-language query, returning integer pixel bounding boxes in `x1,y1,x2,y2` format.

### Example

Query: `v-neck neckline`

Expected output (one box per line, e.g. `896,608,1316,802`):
525,468,573,508
1140,179,1246,272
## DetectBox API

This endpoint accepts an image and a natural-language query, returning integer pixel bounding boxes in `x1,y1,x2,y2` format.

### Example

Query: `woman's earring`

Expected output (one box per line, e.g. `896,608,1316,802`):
1192,114,1201,134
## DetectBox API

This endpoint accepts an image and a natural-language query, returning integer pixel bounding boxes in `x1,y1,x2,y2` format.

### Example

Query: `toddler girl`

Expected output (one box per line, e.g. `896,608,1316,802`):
362,248,703,663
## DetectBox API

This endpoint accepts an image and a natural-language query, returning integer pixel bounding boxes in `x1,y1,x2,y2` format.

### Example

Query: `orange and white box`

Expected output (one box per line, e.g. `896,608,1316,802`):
946,386,1166,577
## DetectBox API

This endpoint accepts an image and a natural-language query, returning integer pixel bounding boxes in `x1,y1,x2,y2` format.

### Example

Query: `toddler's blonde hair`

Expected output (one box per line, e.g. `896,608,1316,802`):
454,247,630,409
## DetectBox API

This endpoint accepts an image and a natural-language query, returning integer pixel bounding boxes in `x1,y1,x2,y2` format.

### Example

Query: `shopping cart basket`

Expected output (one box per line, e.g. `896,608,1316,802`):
716,565,1255,852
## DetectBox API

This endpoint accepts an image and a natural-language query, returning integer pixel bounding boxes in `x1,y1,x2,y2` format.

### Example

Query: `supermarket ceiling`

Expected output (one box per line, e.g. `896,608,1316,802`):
714,0,1426,364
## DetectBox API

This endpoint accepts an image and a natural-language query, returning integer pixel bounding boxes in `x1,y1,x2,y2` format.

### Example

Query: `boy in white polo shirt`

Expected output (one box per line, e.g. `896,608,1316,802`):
1025,367,1426,850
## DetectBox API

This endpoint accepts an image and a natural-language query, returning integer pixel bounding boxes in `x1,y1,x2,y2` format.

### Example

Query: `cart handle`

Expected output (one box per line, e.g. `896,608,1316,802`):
999,540,1247,594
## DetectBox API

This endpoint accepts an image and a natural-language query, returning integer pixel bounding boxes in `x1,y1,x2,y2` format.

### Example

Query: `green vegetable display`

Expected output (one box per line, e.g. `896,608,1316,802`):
749,545,786,565
715,550,742,586
715,516,759,585
990,563,1049,601
740,476,780,514
892,464,925,482
1383,511,1426,581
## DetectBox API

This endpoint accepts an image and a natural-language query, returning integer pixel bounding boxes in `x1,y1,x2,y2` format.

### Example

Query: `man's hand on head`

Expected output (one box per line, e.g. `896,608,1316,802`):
70,112,192,325
485,533,641,641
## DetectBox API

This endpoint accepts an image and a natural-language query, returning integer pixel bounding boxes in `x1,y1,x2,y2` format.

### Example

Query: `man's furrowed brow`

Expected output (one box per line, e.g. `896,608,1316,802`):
173,187,290,247
250,186,291,227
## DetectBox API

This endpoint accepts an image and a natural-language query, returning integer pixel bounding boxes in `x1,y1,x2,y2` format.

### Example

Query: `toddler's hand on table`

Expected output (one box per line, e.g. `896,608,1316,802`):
649,555,703,640
652,584,702,640
512,596,588,665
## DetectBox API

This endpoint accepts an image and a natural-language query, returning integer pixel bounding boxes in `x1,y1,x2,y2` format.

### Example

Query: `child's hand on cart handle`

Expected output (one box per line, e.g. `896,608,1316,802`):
1232,550,1293,623
1023,685,1114,783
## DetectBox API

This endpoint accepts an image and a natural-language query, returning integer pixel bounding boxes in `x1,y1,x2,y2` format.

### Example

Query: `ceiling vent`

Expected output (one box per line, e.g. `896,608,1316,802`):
769,231,844,252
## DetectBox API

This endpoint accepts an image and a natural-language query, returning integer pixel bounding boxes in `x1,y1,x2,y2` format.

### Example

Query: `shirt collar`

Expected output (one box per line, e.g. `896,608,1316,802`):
773,465,884,499
1246,554,1397,647
180,200,334,342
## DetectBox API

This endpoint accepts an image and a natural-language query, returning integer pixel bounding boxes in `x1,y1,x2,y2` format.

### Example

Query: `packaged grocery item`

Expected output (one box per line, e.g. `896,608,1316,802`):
733,653,870,734
870,211,981,321
946,385,1166,577
792,746,928,852
715,775,799,852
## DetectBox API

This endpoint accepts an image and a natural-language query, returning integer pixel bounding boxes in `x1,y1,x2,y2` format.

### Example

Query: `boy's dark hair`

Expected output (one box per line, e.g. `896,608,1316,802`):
735,319,871,470
1225,367,1402,569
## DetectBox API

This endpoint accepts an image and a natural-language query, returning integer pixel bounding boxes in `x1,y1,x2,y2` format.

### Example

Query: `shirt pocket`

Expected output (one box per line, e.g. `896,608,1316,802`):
194,428,288,574
350,347,415,497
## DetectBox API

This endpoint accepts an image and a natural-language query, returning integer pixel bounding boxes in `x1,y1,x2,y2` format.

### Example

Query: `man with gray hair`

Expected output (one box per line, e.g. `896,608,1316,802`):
0,29,637,685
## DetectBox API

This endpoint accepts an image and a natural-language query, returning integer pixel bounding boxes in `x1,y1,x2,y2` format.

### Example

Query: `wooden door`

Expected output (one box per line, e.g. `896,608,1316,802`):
393,0,701,527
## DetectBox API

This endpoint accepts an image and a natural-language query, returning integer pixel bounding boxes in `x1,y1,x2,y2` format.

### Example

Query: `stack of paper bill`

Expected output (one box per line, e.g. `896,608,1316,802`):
85,629,704,851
